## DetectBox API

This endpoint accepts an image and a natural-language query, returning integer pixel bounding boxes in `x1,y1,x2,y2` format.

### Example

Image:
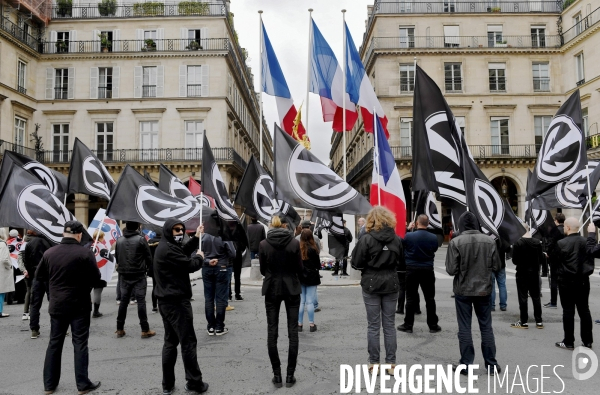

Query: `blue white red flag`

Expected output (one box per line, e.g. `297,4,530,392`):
309,18,357,132
87,208,122,247
370,117,407,236
344,22,389,138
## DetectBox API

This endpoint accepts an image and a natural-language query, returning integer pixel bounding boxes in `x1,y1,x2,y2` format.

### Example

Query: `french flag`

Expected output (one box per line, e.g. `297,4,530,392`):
309,18,358,132
261,22,307,141
371,117,407,237
344,22,389,138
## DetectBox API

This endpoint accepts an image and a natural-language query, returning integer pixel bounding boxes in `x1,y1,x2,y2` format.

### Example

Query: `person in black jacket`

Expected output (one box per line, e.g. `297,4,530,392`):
510,224,544,329
35,221,101,395
147,226,162,313
554,218,594,350
248,217,266,259
229,223,248,302
114,221,155,339
154,218,208,395
297,229,321,332
259,215,303,389
332,221,353,276
351,206,404,375
544,213,565,308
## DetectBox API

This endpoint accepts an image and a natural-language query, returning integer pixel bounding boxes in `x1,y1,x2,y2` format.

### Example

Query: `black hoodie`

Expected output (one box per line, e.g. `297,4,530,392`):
153,218,201,300
258,227,302,296
512,237,544,274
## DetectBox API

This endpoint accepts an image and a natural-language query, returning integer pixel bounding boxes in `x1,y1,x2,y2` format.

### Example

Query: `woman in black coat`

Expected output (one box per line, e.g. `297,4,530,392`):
258,215,303,389
297,229,321,332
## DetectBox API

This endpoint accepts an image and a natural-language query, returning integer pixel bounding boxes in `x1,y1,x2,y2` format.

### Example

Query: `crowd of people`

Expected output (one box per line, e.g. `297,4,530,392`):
0,206,598,393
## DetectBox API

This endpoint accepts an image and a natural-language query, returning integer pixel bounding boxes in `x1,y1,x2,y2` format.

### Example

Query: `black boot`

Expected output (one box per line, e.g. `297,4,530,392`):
285,375,296,388
92,303,103,318
272,369,283,388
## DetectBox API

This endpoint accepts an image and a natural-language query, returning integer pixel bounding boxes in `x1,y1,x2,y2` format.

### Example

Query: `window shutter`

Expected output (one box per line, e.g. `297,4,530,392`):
49,31,57,54
69,30,77,53
201,64,209,97
157,28,164,51
45,68,54,99
113,29,121,52
134,66,142,98
112,67,120,98
179,65,187,97
202,27,208,49
136,29,143,51
90,67,98,99
443,26,459,45
156,65,165,97
181,27,188,50
181,27,187,38
68,67,75,99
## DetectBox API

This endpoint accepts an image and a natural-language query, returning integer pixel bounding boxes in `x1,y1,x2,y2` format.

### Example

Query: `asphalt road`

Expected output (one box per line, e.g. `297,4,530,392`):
1,249,599,394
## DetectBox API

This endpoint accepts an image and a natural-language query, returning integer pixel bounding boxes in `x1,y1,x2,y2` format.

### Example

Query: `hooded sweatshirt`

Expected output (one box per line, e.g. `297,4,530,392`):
258,227,302,296
512,237,544,274
153,218,202,300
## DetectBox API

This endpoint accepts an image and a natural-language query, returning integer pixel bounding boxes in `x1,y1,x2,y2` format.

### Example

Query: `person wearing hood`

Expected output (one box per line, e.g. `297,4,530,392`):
351,206,404,376
114,221,155,339
154,218,208,395
259,215,303,388
510,223,544,329
445,211,502,375
147,226,163,313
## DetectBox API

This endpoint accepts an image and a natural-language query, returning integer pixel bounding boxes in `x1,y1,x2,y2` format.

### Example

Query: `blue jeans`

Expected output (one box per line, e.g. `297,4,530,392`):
0,293,5,313
202,266,230,331
251,251,258,260
314,289,319,309
362,291,398,364
491,268,507,309
298,285,317,325
454,294,498,368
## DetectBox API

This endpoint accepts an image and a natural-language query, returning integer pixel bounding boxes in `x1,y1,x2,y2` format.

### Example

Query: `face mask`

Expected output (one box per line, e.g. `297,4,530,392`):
173,235,183,242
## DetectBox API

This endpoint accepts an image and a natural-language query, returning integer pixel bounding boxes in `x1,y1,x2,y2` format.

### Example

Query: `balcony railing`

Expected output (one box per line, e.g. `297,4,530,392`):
187,84,202,97
54,87,68,99
370,1,561,15
50,3,227,19
142,85,156,98
0,140,39,160
41,38,229,54
0,17,40,51
98,87,112,99
576,78,586,86
370,35,561,51
17,86,27,95
562,6,600,44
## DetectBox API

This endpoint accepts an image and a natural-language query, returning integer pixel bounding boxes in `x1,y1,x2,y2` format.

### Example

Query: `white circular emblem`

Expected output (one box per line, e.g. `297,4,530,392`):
83,156,112,199
252,175,289,222
473,179,504,235
536,115,583,183
211,163,238,220
23,162,59,195
135,185,200,226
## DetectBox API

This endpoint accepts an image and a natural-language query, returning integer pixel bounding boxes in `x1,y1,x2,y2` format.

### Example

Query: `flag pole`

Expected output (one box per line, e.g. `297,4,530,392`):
342,9,347,180
374,107,381,205
199,192,203,250
305,8,313,138
258,10,264,167
93,216,105,249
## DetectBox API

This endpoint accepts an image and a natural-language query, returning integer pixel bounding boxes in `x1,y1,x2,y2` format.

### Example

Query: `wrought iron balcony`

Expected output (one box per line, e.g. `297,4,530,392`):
187,84,202,97
562,6,600,44
0,17,40,51
17,86,27,95
0,140,40,161
142,85,157,98
50,3,227,19
98,87,112,99
40,38,229,54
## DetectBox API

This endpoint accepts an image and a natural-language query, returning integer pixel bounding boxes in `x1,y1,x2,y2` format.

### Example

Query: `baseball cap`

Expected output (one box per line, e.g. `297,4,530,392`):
64,220,84,234
301,220,312,228
9,229,19,237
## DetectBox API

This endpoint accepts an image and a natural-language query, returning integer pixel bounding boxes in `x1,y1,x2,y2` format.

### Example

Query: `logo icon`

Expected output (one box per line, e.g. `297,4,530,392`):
473,178,504,236
537,115,583,183
23,162,60,195
210,163,238,220
82,156,112,200
253,175,286,222
169,176,196,203
135,186,200,226
572,346,598,381
425,193,442,229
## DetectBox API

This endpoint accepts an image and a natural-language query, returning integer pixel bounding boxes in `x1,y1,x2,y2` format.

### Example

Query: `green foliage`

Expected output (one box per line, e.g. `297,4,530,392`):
98,0,117,16
57,0,73,16
562,0,576,10
178,1,209,16
133,2,164,16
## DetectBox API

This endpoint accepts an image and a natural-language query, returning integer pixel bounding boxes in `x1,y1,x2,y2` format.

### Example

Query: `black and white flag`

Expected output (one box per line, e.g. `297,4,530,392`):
158,164,197,204
202,136,239,221
67,138,115,200
327,215,347,260
235,156,301,229
525,170,558,238
0,150,68,202
143,169,157,186
530,90,587,198
0,165,80,244
273,124,371,214
412,65,467,206
533,160,599,210
415,191,442,230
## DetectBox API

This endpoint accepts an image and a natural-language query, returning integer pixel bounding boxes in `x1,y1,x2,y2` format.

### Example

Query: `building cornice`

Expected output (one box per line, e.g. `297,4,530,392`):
0,30,40,59
483,105,517,109
0,94,8,101
176,107,212,113
0,83,37,103
42,109,77,115
580,93,592,101
131,108,167,114
37,96,227,104
40,52,228,61
87,109,122,114
527,104,561,109
12,100,37,113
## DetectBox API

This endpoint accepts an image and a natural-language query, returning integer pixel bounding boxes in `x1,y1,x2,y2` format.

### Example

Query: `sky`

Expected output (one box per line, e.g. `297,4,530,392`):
230,0,374,164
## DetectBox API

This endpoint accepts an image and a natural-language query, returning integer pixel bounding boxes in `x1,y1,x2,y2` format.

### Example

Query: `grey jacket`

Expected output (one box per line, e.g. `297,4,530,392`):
445,230,501,297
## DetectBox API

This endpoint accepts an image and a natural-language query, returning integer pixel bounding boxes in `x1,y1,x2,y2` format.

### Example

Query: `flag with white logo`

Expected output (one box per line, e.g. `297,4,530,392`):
201,136,239,222
532,161,599,209
273,124,372,214
326,215,347,260
67,138,116,200
525,170,558,238
158,164,197,204
415,191,442,230
530,90,587,198
235,156,301,229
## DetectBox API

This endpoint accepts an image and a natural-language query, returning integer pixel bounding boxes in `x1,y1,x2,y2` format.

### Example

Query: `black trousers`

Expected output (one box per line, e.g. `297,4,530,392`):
265,293,301,376
549,263,558,305
29,279,48,331
516,272,542,324
397,272,420,313
158,299,203,391
229,260,243,298
116,275,149,331
151,277,157,310
558,277,593,346
43,312,93,391
404,267,438,328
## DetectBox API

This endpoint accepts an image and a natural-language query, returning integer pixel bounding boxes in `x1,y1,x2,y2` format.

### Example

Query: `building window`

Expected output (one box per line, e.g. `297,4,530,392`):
574,14,582,35
534,116,552,153
100,30,113,52
399,27,414,48
185,121,204,159
54,68,69,99
582,108,589,137
56,31,70,53
96,122,114,161
531,27,546,47
53,124,69,162
532,63,550,92
575,53,585,86
144,30,157,50
400,118,412,147
143,66,157,98
455,116,465,135
398,0,412,13
14,117,26,152
99,67,113,99
491,118,509,155
187,66,202,97
444,0,456,12
17,60,26,94
444,63,462,92
487,25,504,47
443,25,459,48
399,64,415,93
488,63,506,92
140,121,159,161
187,29,202,49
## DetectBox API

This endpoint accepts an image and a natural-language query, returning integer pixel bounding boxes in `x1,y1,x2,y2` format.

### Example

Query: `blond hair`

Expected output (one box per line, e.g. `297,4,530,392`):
92,230,105,242
365,206,397,233
270,215,283,228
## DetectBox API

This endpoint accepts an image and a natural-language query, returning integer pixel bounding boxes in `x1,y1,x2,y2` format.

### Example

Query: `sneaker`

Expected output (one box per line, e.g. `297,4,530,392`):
583,343,593,349
595,320,600,325
536,322,544,329
0,313,10,318
543,303,557,309
116,300,120,305
22,313,30,320
491,307,496,312
500,307,507,311
429,325,442,333
397,324,413,333
396,310,404,315
272,375,283,388
185,382,209,393
415,310,422,315
235,295,244,301
92,312,103,318
141,330,156,339
44,389,55,394
31,330,40,339
207,328,215,336
215,328,229,336
152,307,158,313
129,300,136,305
309,324,318,332
510,321,528,329
555,342,574,350
297,325,303,332
163,387,174,395
487,365,502,376
115,330,126,338
452,365,469,376
341,273,349,276
314,307,321,312
331,272,338,276
285,375,296,388
226,305,235,311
